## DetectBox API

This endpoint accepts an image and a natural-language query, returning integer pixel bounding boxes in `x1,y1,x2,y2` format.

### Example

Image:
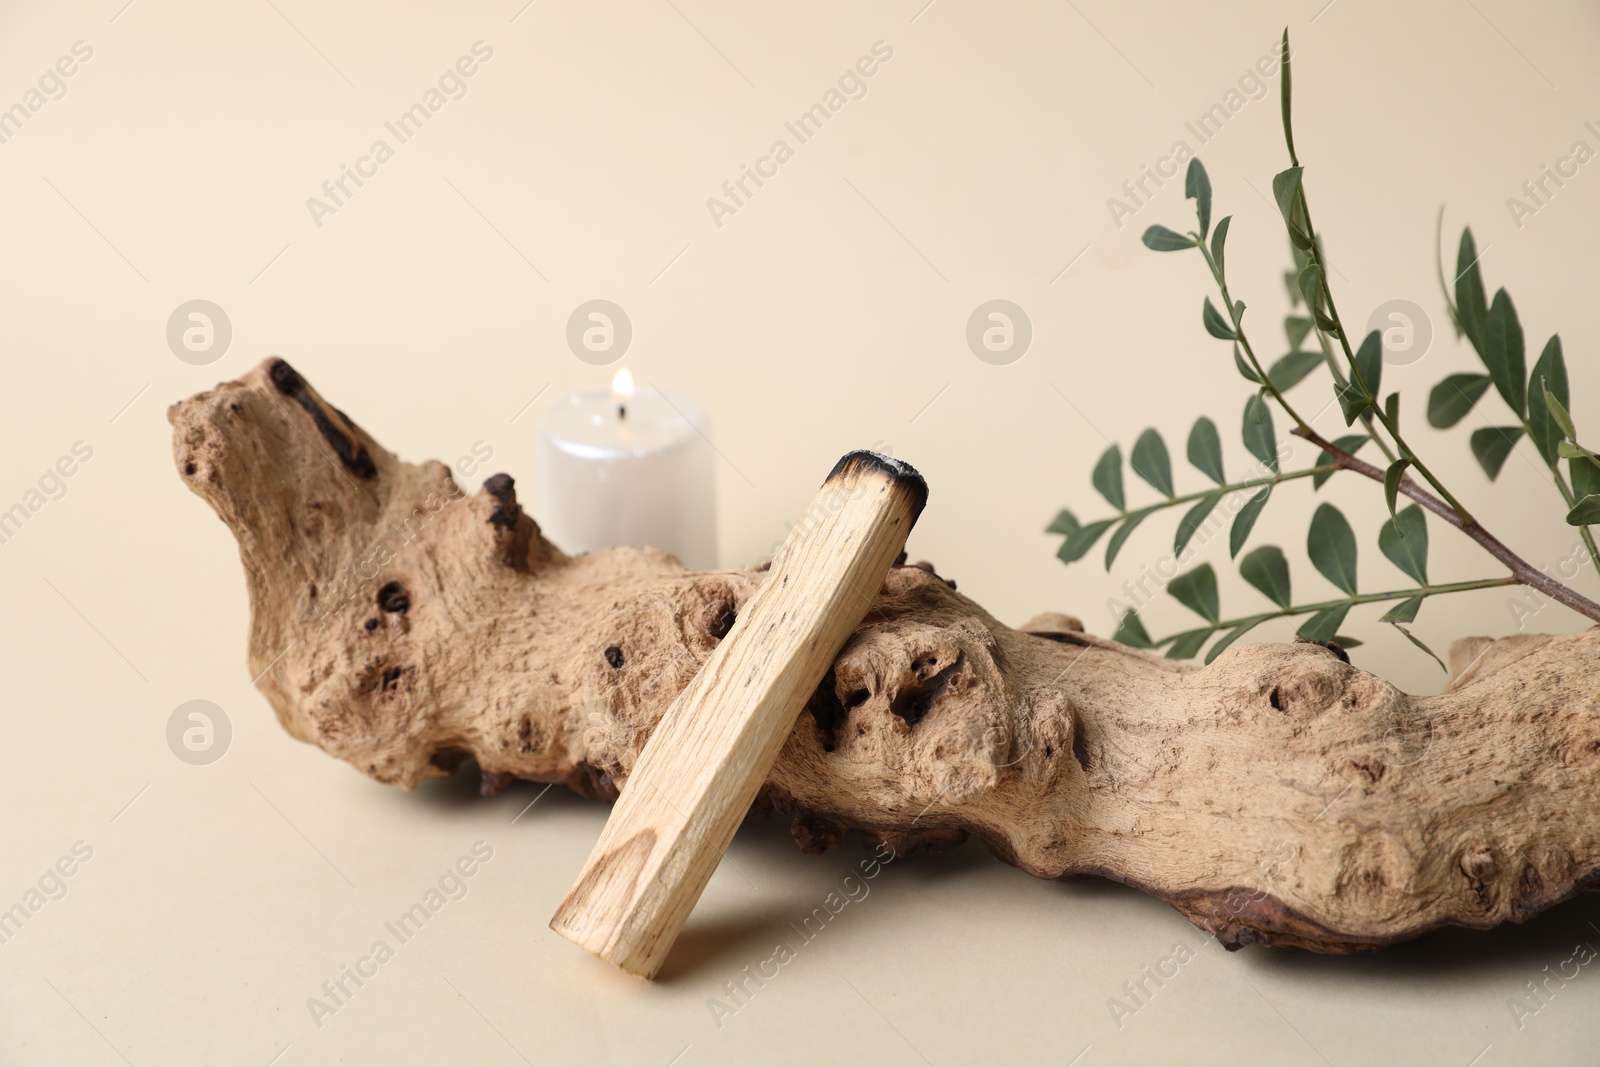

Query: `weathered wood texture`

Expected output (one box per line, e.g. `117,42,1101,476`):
171,359,1600,953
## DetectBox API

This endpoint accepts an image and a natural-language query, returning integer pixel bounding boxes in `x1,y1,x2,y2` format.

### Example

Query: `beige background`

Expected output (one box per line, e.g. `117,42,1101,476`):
3,0,1599,1063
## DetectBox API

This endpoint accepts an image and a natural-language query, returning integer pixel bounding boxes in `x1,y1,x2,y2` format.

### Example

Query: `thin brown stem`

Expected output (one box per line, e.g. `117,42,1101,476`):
1293,426,1600,624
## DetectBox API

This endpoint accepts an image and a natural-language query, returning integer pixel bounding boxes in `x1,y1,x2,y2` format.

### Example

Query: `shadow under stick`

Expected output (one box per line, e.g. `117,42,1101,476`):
549,450,928,978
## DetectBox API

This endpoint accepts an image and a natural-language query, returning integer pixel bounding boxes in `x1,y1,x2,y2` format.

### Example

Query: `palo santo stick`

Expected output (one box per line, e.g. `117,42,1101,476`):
549,450,927,977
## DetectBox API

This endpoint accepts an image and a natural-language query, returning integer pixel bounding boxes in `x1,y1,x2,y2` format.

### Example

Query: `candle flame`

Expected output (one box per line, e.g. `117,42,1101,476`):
611,367,635,401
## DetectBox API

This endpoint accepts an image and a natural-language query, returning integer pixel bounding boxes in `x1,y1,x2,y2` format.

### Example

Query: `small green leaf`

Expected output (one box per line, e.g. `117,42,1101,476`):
1383,458,1411,516
1567,495,1600,526
1312,303,1340,335
1210,214,1231,278
1266,350,1323,391
1378,504,1429,584
1527,336,1569,465
1205,614,1276,664
1057,518,1116,563
1331,635,1363,649
1289,235,1310,273
1572,453,1600,500
1130,429,1175,498
1482,289,1527,417
1313,434,1367,490
1308,503,1359,595
1239,545,1292,608
1167,563,1221,623
1378,599,1446,668
1187,417,1226,484
1284,315,1314,350
1558,440,1598,461
1426,373,1492,428
1112,610,1153,648
1230,485,1272,558
1384,392,1401,428
1234,344,1262,384
1469,426,1523,480
1242,393,1279,473
1336,379,1371,425
1092,445,1124,511
1455,228,1489,354
1298,265,1339,331
1203,297,1236,340
1296,603,1350,642
1105,508,1155,568
1175,493,1223,557
1272,166,1304,234
1187,158,1212,240
1353,329,1383,400
1391,622,1446,672
1142,225,1195,251
1545,383,1576,440
1381,596,1422,624
1165,628,1213,660
1279,29,1296,164
1046,508,1080,535
1296,263,1322,316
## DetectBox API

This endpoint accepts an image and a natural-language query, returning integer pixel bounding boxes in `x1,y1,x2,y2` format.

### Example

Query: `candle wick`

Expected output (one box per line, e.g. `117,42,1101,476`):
618,404,627,421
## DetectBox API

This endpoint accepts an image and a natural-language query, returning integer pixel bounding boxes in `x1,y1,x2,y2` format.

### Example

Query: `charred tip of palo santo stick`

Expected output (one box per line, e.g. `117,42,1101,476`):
824,450,929,520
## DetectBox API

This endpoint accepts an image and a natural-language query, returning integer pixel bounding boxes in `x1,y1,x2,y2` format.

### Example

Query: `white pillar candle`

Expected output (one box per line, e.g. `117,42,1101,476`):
535,369,718,569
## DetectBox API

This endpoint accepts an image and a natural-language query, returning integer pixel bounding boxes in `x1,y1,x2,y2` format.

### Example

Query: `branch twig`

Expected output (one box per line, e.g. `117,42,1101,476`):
1293,426,1600,623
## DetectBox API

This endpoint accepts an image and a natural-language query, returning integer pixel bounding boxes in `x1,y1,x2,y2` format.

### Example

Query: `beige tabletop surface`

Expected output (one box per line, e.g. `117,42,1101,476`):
3,0,1599,1063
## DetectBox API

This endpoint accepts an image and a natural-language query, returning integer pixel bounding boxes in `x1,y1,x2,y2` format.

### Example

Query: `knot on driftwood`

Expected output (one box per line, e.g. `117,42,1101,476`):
821,617,1026,805
473,472,547,572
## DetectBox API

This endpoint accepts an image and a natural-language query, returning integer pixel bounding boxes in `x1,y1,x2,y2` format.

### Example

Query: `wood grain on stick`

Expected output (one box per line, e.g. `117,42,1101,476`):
548,451,928,977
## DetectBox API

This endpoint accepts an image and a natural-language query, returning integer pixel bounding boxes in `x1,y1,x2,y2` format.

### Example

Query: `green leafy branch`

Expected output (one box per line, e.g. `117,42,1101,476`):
1427,214,1600,583
1048,29,1600,668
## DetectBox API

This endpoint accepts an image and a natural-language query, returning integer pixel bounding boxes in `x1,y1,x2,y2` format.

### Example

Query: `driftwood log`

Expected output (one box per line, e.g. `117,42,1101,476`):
170,358,1600,953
